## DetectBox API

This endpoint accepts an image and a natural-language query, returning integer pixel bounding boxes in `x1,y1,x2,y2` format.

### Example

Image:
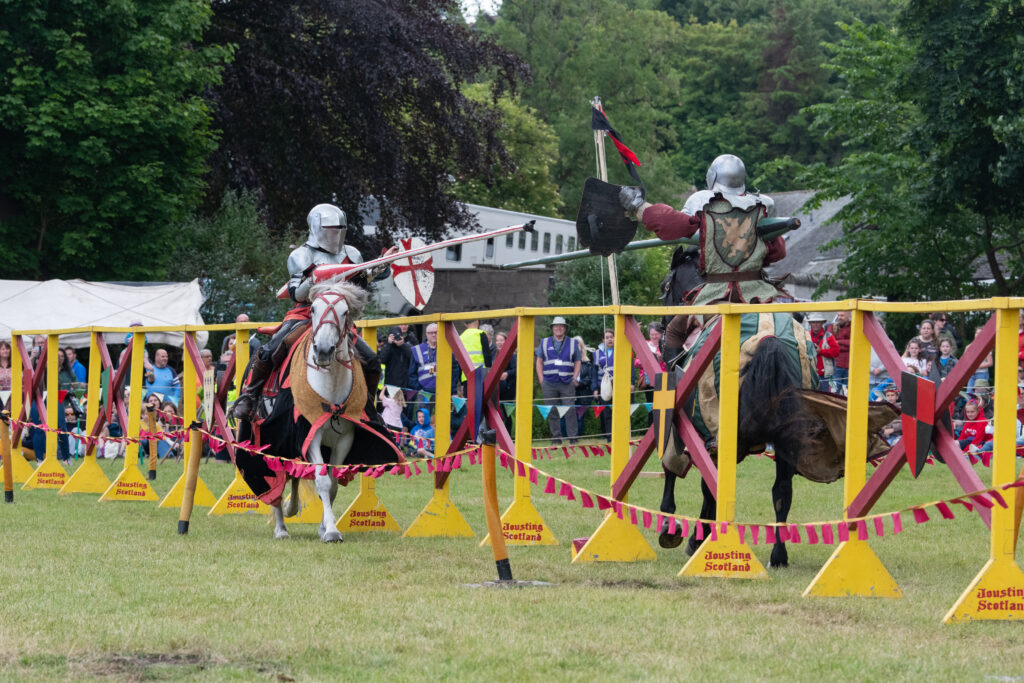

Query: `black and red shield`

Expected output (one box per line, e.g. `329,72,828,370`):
900,371,935,478
575,177,638,256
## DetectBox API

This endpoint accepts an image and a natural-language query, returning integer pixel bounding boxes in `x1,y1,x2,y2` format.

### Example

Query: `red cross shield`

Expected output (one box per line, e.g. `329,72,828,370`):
900,371,936,478
390,237,435,309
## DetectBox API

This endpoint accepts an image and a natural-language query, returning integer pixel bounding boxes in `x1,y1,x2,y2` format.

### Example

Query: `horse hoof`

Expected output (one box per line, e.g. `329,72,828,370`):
769,549,789,568
321,530,343,543
274,530,290,540
658,530,684,549
685,537,702,557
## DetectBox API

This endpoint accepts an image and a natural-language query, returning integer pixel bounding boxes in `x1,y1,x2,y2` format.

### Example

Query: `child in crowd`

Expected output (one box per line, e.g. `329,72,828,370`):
929,338,958,382
956,401,991,452
408,407,434,459
881,386,902,445
901,340,928,376
379,388,405,437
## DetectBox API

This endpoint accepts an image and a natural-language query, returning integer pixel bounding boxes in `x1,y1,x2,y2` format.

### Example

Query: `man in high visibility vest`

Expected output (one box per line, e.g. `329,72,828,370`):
535,316,582,444
459,319,492,384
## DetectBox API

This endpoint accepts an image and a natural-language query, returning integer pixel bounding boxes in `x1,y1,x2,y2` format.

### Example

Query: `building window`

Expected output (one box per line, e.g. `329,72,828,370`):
543,233,551,254
530,230,539,251
567,236,576,252
555,235,564,254
505,233,514,248
446,245,462,261
518,231,527,249
486,238,494,259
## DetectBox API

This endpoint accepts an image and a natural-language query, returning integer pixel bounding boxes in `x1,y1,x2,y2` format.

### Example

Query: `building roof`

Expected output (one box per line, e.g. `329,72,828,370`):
764,191,851,286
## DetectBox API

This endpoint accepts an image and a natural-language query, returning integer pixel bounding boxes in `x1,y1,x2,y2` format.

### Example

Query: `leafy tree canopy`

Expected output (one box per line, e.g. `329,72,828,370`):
455,83,563,216
203,0,527,249
0,0,230,280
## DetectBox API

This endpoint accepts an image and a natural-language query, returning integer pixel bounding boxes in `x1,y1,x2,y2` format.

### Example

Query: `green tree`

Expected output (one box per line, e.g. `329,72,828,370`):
0,0,230,280
547,247,672,343
487,0,688,214
167,191,296,325
456,84,563,216
788,10,1024,300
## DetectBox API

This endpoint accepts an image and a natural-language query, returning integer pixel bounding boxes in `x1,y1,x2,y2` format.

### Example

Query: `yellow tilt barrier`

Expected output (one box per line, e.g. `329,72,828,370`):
160,331,216,509
573,310,656,562
337,327,402,533
680,307,766,578
404,318,474,538
482,314,557,547
100,330,158,501
944,302,1024,622
805,308,901,596
59,331,112,494
7,336,35,483
23,334,69,490
210,328,270,516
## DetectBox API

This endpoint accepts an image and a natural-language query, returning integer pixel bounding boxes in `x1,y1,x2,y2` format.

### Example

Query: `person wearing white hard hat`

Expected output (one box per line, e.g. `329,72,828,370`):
535,316,581,444
807,312,839,388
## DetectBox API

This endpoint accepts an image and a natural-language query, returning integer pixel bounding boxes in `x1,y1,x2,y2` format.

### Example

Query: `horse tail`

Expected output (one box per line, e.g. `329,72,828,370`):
736,336,814,465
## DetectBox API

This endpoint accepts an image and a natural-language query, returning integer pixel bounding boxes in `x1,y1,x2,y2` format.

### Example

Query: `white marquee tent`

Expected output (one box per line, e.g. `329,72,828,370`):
0,279,208,348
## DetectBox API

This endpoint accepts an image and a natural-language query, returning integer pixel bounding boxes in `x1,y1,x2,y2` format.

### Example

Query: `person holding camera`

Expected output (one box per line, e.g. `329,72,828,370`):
379,325,414,391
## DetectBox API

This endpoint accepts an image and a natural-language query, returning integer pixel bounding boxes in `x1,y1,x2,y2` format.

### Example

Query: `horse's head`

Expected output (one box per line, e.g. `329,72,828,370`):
308,281,370,369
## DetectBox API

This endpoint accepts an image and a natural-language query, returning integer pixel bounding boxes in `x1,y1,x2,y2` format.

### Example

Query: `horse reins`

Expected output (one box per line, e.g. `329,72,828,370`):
308,291,355,370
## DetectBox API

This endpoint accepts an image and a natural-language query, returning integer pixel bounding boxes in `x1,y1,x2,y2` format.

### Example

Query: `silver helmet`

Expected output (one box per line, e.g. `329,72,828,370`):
306,203,347,254
705,154,746,195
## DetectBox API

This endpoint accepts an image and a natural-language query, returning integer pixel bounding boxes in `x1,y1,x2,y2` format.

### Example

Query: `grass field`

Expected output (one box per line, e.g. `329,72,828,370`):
1,448,1022,681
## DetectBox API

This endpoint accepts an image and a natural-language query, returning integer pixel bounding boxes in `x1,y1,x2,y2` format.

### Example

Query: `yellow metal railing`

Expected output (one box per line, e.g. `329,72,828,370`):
7,298,1023,621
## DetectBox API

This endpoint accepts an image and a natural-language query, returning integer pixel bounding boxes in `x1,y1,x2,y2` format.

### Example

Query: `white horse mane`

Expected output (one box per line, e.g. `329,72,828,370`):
308,280,370,321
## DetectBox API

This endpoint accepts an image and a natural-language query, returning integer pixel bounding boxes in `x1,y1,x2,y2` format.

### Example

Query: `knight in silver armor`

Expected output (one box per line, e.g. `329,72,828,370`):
619,154,789,364
233,204,381,420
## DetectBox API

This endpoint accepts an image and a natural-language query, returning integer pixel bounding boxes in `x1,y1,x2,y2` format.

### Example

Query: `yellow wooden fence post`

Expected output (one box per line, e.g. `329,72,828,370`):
404,318,474,538
338,323,402,533
482,312,557,547
59,330,112,494
680,306,766,578
100,328,158,501
23,333,68,489
804,305,901,596
573,307,656,562
944,301,1024,622
7,334,34,482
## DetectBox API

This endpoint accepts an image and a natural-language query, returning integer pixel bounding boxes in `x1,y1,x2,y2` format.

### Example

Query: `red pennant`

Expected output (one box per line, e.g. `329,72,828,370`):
912,508,929,524
597,496,611,510
544,477,556,494
891,512,903,534
580,491,594,508
765,526,775,544
856,520,868,540
738,525,747,544
516,460,526,477
751,525,760,546
529,468,538,485
709,523,719,542
630,507,638,526
936,501,954,519
559,482,575,501
989,490,1008,508
821,524,834,545
656,514,665,533
667,517,676,535
837,523,850,543
695,522,705,541
680,518,690,538
873,517,885,537
805,524,819,545
788,524,801,544
777,526,788,543
970,494,994,509
642,510,652,529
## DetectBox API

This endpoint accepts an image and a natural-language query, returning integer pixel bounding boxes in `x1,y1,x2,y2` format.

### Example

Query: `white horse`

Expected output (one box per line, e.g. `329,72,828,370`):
272,280,370,542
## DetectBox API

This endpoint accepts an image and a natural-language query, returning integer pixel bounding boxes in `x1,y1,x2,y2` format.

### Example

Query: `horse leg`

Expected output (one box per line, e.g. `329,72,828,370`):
686,477,715,557
658,471,684,549
272,503,290,539
282,476,300,518
308,429,343,543
769,455,796,568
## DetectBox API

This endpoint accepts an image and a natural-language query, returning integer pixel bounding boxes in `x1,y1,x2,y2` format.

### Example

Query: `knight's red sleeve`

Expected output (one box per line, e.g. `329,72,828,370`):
764,236,786,264
639,203,701,241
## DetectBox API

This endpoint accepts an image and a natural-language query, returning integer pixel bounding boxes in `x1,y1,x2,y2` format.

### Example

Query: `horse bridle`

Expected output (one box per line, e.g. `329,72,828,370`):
309,291,354,370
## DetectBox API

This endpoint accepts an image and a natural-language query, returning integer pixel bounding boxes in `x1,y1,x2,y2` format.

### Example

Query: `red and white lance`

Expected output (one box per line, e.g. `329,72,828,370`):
276,220,536,303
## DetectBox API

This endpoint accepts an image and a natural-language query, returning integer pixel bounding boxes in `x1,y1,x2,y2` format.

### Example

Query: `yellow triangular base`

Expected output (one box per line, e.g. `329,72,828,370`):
803,540,901,597
58,457,112,495
209,470,270,515
266,479,323,524
158,470,217,509
403,486,474,538
337,483,402,533
679,526,768,578
22,458,69,490
98,465,159,501
943,558,1024,623
481,498,558,546
571,511,657,563
7,448,36,483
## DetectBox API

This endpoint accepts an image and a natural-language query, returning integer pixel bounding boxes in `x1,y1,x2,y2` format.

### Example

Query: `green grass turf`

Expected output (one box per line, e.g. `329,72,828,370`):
0,449,1021,681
